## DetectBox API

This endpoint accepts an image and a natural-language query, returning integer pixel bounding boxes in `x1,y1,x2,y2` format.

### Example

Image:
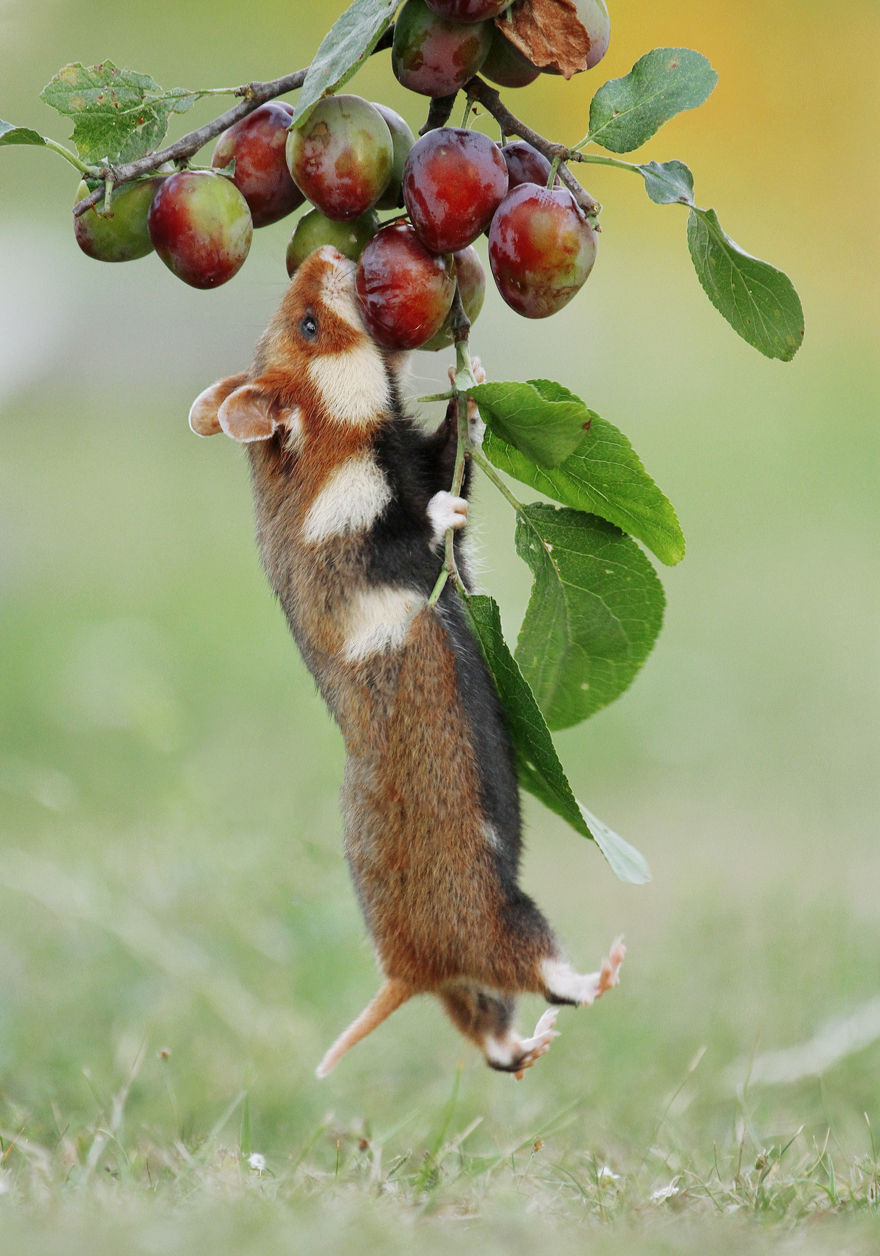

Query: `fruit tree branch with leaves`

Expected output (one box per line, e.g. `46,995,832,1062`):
0,0,804,884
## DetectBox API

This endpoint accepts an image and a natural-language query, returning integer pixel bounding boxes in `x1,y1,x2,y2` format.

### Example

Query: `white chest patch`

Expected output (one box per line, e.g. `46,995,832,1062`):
308,342,390,428
341,586,425,662
302,453,392,545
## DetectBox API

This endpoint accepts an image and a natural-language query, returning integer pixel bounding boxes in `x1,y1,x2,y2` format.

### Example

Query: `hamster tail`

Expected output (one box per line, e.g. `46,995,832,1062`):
315,979,414,1078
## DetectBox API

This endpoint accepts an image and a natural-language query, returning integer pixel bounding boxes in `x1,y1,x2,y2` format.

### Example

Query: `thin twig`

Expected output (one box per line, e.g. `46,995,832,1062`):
464,76,599,220
428,286,471,608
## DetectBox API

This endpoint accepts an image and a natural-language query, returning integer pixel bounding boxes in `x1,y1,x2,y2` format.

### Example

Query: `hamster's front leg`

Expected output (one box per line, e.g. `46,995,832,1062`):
427,491,468,548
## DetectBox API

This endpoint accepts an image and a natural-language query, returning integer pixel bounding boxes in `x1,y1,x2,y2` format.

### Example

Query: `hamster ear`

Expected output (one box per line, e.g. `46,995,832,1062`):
189,373,248,436
218,383,303,445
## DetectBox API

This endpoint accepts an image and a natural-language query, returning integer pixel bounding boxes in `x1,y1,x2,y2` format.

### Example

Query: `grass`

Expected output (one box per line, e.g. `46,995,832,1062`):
2,1055,880,1252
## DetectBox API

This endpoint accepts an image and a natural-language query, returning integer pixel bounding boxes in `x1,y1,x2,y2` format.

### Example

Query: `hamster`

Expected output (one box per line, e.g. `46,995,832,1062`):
189,245,624,1079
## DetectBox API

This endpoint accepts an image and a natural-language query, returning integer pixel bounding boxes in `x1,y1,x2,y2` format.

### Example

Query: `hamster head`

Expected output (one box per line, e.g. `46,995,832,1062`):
189,245,407,444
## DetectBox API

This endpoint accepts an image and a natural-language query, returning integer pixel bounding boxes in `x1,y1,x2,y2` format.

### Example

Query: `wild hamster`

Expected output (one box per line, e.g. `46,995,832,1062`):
189,245,624,1079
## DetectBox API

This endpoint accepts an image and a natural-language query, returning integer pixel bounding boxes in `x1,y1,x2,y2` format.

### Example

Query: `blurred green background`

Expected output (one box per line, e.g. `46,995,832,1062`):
0,0,878,1242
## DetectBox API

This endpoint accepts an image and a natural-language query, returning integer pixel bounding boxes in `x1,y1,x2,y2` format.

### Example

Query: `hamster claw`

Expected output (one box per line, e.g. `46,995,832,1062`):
447,357,486,386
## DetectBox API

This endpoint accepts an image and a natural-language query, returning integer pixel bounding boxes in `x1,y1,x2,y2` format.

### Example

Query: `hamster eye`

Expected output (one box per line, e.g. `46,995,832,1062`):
300,311,319,341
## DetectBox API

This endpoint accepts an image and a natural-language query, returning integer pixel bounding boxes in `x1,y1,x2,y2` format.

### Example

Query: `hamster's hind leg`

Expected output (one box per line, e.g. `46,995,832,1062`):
540,937,627,1007
439,987,560,1080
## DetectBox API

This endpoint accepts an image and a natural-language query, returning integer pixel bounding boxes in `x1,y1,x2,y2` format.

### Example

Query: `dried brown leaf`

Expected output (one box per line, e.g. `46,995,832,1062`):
494,0,590,80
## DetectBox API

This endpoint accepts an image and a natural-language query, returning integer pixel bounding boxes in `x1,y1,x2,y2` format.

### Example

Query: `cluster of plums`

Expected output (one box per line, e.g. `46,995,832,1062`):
74,0,608,350
392,0,610,95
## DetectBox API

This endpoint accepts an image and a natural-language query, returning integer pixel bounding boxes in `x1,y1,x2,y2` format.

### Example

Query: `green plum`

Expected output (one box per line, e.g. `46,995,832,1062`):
421,245,486,350
74,178,162,263
286,207,379,276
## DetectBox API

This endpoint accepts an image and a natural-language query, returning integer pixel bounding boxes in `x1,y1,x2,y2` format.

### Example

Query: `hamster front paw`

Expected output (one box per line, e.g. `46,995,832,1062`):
447,358,487,447
427,490,468,546
467,358,487,446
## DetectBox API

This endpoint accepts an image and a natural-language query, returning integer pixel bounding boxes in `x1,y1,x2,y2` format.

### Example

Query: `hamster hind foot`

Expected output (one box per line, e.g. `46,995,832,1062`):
540,937,626,1007
500,1009,561,1081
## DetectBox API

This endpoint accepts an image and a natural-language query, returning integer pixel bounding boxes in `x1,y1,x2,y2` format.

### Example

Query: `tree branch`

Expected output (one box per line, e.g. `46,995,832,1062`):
419,92,458,136
464,76,599,221
74,26,396,217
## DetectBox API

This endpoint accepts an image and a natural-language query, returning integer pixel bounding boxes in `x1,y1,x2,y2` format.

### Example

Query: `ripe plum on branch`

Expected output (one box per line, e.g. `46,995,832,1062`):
212,101,305,228
403,127,508,253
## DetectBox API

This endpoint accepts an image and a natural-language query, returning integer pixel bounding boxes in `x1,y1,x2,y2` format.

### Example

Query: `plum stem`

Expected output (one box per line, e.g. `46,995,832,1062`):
42,138,100,176
571,150,644,175
419,93,458,137
417,391,455,404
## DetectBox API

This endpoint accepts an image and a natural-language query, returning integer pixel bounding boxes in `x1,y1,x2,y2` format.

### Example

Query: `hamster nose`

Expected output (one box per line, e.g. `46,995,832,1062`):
315,244,347,267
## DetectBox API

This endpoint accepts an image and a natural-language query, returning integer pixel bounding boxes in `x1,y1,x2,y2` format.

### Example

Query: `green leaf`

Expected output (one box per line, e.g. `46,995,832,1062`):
40,62,198,165
514,505,665,730
463,595,584,833
587,48,717,154
0,120,48,148
639,158,694,205
291,0,398,127
468,379,592,469
577,803,651,884
483,407,685,567
463,593,650,883
687,207,805,361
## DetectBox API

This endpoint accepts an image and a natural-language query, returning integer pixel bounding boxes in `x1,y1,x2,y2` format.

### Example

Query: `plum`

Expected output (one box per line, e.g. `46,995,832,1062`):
74,177,162,262
480,27,541,88
488,182,597,318
403,127,508,254
501,140,558,191
355,223,455,350
212,101,305,228
286,95,393,222
147,170,253,289
544,0,610,72
286,207,379,276
392,0,492,97
421,245,486,350
370,103,415,210
424,0,508,20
